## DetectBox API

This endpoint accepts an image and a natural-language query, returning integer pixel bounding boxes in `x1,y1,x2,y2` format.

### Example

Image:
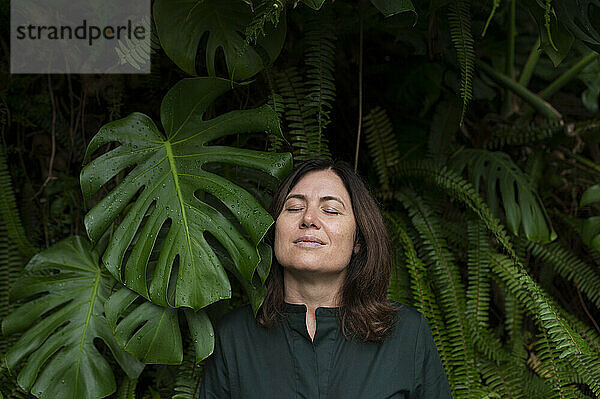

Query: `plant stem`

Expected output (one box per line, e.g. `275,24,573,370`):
518,38,541,87
503,0,516,115
477,60,562,120
539,52,598,99
354,16,364,172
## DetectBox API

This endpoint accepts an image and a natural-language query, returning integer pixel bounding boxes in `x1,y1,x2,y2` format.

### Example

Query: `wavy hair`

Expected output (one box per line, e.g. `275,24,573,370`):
258,159,397,341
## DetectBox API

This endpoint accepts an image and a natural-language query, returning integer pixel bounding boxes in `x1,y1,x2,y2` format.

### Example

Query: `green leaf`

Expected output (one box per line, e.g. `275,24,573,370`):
522,0,574,66
581,183,600,206
80,77,292,310
369,0,416,18
104,287,214,365
301,0,327,10
553,0,600,53
1,236,144,399
153,0,286,79
451,149,557,243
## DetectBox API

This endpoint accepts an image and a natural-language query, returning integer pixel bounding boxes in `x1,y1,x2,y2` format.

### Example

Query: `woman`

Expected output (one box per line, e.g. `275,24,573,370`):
200,159,452,398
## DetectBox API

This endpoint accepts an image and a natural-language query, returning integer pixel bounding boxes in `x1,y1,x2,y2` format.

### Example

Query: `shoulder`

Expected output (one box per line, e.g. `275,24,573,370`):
213,305,256,338
388,302,428,341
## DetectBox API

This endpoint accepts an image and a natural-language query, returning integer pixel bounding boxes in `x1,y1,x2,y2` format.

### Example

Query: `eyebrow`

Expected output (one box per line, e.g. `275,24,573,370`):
284,194,346,209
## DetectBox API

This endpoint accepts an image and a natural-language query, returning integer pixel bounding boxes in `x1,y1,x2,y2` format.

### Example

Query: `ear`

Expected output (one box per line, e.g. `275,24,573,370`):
353,243,360,254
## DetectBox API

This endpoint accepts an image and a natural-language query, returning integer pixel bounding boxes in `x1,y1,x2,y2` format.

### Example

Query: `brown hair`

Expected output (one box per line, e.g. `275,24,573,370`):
258,158,398,341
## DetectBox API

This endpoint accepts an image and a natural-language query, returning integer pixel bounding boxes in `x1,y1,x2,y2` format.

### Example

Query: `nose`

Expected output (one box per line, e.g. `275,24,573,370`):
300,206,320,229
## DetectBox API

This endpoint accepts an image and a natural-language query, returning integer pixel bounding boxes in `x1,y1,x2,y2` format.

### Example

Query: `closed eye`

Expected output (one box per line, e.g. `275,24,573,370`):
323,210,339,215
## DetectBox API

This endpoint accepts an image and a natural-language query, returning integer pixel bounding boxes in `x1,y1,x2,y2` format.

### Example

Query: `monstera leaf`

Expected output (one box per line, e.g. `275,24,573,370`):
369,0,416,18
522,0,574,66
581,183,600,251
80,77,292,311
452,149,556,243
104,287,213,365
153,0,286,80
1,236,144,399
554,0,600,53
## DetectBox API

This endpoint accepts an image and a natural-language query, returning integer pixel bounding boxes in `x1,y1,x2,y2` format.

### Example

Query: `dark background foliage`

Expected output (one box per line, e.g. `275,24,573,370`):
1,0,600,397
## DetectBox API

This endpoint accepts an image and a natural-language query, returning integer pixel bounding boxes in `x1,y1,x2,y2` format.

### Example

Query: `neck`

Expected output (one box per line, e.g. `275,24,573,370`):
283,268,345,341
283,268,345,309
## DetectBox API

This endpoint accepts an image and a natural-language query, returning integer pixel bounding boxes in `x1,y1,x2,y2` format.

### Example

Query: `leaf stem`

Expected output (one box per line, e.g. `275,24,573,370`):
518,38,541,87
477,60,562,120
354,16,364,172
539,52,598,100
503,0,516,115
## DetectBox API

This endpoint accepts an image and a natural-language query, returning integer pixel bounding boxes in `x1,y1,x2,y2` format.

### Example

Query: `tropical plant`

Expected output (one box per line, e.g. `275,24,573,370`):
2,0,600,397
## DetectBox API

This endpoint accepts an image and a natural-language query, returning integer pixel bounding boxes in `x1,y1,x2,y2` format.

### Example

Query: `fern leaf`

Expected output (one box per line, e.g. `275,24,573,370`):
0,145,36,258
363,107,400,196
301,11,336,160
491,252,600,395
448,0,475,125
397,187,485,396
393,160,518,261
116,376,138,399
451,149,556,243
172,343,204,399
385,212,452,383
0,217,24,355
466,218,492,327
485,119,562,150
523,238,600,309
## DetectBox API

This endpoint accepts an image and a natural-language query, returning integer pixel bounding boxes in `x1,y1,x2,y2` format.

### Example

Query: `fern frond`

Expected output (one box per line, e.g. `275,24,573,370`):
448,0,476,125
491,252,600,395
0,218,24,355
466,218,492,327
272,67,324,160
267,93,286,152
115,16,157,71
385,212,412,305
397,187,485,396
0,145,36,258
172,343,204,399
523,238,600,309
300,11,336,160
363,107,400,197
484,119,562,150
385,212,452,382
116,376,138,399
393,160,518,261
530,330,581,398
479,359,529,398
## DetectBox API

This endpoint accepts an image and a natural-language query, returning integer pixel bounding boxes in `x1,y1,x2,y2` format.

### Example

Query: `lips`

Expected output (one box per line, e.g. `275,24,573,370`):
293,236,325,245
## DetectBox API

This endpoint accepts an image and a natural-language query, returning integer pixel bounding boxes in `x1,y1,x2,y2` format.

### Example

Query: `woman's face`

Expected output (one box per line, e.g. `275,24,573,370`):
274,170,357,275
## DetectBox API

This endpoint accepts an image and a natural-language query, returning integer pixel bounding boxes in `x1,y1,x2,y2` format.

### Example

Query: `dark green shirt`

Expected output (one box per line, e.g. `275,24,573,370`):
200,303,452,398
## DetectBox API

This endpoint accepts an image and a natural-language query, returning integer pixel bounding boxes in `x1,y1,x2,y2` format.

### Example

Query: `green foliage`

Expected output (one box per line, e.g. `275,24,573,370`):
153,0,286,79
0,145,36,258
581,183,600,251
2,236,144,399
171,344,204,399
104,287,213,365
484,119,563,150
81,78,292,310
301,11,336,160
369,0,416,18
363,106,400,195
448,0,475,125
451,149,557,243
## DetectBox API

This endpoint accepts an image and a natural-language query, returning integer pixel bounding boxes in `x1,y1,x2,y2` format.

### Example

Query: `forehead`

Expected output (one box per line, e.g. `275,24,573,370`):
287,170,350,200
